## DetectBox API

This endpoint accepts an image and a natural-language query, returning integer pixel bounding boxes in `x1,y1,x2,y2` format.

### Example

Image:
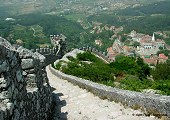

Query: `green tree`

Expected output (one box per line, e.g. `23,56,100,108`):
121,35,127,42
110,56,137,74
133,41,140,48
136,57,150,79
157,50,170,56
110,56,150,79
115,54,125,61
151,62,170,80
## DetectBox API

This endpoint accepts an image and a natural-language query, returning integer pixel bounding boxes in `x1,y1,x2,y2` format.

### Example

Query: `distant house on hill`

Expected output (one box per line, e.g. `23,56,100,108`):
95,39,103,46
158,53,168,63
142,53,168,65
5,18,15,21
142,55,158,65
107,39,134,61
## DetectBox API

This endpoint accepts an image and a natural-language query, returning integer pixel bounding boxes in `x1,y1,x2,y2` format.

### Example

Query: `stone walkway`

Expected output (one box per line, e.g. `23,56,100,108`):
46,66,158,120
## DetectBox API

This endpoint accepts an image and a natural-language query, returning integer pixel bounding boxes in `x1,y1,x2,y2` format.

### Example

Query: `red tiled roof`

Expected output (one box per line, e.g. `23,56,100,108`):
143,58,158,65
107,47,113,53
107,47,118,54
123,46,131,52
155,39,165,43
159,53,168,60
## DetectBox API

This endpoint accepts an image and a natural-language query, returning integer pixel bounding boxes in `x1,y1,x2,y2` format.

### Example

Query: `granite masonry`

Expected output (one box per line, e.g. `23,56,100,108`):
0,37,53,120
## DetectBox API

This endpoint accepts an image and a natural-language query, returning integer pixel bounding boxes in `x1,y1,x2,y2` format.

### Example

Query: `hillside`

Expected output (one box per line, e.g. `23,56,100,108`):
0,14,83,49
87,1,170,34
118,1,170,16
1,0,170,51
0,0,167,17
0,0,56,16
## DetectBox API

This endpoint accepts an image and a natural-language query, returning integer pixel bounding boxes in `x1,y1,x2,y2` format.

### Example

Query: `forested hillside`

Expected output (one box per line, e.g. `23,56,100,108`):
0,14,84,49
88,1,170,34
0,0,56,16
118,1,170,16
1,0,170,50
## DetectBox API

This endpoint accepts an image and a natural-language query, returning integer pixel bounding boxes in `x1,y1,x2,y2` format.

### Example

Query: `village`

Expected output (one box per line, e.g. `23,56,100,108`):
91,23,170,65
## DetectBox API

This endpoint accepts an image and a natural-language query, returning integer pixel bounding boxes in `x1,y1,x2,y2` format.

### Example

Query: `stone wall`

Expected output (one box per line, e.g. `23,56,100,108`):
34,47,58,55
49,65,170,118
79,47,111,63
32,43,66,65
32,46,110,65
32,47,61,65
0,37,53,120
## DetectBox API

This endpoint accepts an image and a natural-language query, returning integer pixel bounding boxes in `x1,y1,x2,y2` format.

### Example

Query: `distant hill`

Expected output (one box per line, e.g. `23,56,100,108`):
0,0,168,17
0,0,56,16
118,1,170,16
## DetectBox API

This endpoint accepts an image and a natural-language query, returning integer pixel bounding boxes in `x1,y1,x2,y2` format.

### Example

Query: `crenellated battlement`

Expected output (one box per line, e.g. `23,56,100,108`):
32,45,113,65
33,47,58,55
50,34,66,47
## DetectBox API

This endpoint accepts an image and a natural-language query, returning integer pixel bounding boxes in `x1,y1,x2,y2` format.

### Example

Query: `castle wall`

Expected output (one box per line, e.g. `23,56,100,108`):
79,46,111,63
33,47,61,66
0,38,53,120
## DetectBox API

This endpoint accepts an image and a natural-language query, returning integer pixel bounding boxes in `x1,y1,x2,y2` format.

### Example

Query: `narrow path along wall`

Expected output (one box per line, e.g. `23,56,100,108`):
0,37,53,120
47,66,159,120
49,65,170,118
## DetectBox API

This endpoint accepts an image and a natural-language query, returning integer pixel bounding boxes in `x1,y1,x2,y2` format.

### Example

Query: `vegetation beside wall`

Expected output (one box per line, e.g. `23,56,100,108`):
55,52,116,87
54,51,170,95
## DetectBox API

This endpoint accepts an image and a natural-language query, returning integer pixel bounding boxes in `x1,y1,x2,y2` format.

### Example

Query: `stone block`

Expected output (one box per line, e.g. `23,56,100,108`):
27,74,36,83
21,59,34,70
25,69,35,74
11,55,18,68
6,102,14,115
16,70,23,82
17,47,34,59
0,61,9,73
13,109,20,120
0,109,6,120
0,91,9,100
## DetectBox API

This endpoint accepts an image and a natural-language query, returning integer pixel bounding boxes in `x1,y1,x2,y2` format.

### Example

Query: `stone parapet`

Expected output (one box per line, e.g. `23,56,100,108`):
35,47,58,55
79,47,111,63
0,38,53,120
49,65,170,118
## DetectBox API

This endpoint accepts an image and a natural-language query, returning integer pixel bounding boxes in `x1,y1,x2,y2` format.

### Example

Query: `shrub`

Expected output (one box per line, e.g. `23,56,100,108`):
61,52,115,86
151,62,170,80
120,76,153,92
54,62,62,70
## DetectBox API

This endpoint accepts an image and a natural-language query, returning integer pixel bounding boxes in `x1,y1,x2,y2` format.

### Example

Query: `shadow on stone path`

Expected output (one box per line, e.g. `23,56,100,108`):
51,91,68,120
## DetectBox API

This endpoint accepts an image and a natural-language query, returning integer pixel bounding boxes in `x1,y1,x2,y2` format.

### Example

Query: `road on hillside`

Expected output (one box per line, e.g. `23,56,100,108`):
46,66,158,120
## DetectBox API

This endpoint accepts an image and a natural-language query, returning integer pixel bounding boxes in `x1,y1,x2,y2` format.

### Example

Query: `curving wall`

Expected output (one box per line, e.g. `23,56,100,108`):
79,46,111,63
49,65,170,118
0,37,53,120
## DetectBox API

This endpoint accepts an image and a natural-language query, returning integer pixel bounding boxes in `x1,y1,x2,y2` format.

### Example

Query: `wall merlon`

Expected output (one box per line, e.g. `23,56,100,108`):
35,48,39,53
